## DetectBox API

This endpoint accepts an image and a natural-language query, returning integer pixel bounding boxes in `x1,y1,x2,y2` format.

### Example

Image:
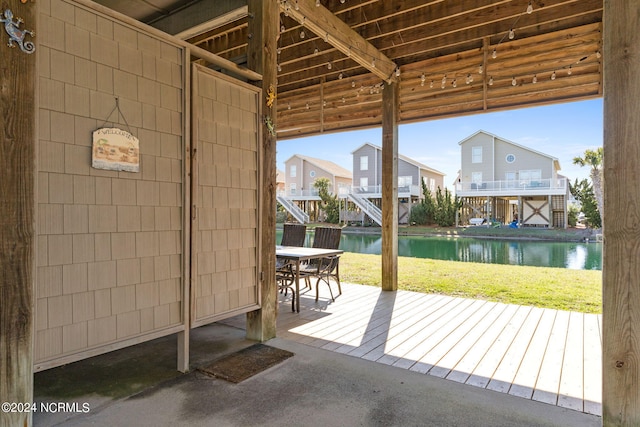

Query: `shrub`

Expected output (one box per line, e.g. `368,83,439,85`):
409,203,429,225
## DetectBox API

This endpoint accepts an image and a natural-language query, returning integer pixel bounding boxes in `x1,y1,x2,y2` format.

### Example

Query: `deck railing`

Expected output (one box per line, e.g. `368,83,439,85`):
349,184,421,196
455,177,567,193
277,184,422,198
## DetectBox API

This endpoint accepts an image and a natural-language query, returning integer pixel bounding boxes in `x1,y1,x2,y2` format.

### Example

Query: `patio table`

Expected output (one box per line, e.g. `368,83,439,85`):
276,245,344,312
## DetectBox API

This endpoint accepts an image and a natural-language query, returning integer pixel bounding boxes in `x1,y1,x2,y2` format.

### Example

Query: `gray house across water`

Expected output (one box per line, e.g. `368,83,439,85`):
455,130,570,228
348,142,446,225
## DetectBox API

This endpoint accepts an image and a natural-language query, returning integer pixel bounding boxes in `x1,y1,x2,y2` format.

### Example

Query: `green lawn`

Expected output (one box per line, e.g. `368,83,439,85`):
339,252,602,314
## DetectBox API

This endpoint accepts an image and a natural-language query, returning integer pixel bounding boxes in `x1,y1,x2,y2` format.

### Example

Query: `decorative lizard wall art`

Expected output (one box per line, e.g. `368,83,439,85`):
266,84,276,108
1,9,35,54
263,115,276,137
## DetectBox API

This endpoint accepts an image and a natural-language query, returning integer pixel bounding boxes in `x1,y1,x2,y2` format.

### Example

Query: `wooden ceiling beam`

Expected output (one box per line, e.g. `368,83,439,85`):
279,0,397,83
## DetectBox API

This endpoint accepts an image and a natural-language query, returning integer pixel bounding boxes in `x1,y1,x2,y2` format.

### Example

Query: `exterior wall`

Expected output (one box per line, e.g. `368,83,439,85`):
493,138,554,180
353,143,444,195
284,156,351,195
397,158,419,188
460,133,495,182
460,132,556,183
275,170,285,192
352,144,379,189
303,159,333,192
420,170,445,193
284,156,304,195
335,176,352,193
36,1,186,369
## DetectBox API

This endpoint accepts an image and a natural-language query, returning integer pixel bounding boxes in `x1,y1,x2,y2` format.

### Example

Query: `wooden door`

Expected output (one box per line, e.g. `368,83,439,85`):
190,64,261,327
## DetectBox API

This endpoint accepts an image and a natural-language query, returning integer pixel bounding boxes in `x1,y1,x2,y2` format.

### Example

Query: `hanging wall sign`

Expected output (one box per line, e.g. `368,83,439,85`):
92,128,140,172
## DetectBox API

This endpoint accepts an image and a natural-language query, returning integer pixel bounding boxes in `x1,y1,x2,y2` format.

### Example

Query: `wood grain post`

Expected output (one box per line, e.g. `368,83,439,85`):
381,81,398,291
602,1,640,424
246,0,277,341
0,2,36,426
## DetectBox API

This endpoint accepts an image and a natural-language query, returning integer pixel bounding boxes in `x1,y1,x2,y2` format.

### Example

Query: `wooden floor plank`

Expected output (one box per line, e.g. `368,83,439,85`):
430,302,509,379
373,297,476,366
487,307,545,393
410,300,498,375
583,314,602,416
465,305,533,389
314,290,416,350
345,295,453,359
445,304,519,384
328,293,436,354
283,285,381,343
557,311,585,412
366,295,457,364
509,308,557,399
532,310,570,405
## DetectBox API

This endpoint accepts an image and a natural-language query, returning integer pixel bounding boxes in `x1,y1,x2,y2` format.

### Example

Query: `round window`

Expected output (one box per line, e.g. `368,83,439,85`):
506,154,516,163
310,170,316,177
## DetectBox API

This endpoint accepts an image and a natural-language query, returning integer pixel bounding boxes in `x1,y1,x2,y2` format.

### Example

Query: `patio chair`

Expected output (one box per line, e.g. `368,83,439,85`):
277,223,307,310
300,226,342,302
279,223,307,247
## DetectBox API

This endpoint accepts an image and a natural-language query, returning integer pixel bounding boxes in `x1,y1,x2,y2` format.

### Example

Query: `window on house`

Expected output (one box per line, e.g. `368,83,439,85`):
519,169,541,182
289,183,296,195
429,178,436,192
360,155,369,171
290,165,296,177
398,176,412,188
472,146,482,163
471,172,482,189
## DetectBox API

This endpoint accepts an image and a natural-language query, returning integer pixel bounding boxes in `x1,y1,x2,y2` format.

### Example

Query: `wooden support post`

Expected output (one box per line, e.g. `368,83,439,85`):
0,2,36,426
381,82,398,291
518,196,523,224
602,1,640,424
486,196,490,223
246,0,277,341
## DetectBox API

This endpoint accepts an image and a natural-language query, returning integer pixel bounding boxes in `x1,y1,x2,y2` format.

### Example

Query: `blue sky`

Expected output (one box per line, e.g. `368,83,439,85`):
276,98,603,190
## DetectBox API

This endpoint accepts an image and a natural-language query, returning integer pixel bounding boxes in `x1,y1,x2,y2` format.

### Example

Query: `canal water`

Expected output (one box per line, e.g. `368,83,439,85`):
276,230,602,270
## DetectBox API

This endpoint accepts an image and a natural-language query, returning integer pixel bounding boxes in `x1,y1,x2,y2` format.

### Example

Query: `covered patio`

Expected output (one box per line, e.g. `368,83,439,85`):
223,282,602,416
1,1,638,426
32,284,601,426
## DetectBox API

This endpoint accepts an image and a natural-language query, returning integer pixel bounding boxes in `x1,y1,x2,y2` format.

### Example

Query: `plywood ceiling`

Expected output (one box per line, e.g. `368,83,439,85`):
94,0,603,140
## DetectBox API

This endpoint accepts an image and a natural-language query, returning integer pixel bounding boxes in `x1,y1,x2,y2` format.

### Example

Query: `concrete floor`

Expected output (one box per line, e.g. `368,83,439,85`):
33,322,601,427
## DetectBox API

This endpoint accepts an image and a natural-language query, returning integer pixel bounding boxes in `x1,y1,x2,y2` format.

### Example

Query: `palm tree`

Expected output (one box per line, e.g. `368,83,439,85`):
573,147,603,226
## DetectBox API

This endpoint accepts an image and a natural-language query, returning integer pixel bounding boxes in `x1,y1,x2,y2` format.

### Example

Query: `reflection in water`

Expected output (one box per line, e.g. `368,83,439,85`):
277,231,603,270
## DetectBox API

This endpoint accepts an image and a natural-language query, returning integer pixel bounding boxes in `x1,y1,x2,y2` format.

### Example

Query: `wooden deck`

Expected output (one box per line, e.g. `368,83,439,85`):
220,282,602,416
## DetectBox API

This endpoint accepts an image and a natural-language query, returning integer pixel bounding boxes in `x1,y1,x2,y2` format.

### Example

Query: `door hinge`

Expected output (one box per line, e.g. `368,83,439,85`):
260,271,264,281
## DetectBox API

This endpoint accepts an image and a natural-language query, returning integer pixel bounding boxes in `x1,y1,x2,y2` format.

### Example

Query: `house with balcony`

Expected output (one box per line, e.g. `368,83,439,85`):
278,154,352,222
348,143,446,224
455,130,569,228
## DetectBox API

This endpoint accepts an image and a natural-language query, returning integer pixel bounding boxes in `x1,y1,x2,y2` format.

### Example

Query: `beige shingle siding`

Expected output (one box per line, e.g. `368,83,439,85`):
36,4,185,366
